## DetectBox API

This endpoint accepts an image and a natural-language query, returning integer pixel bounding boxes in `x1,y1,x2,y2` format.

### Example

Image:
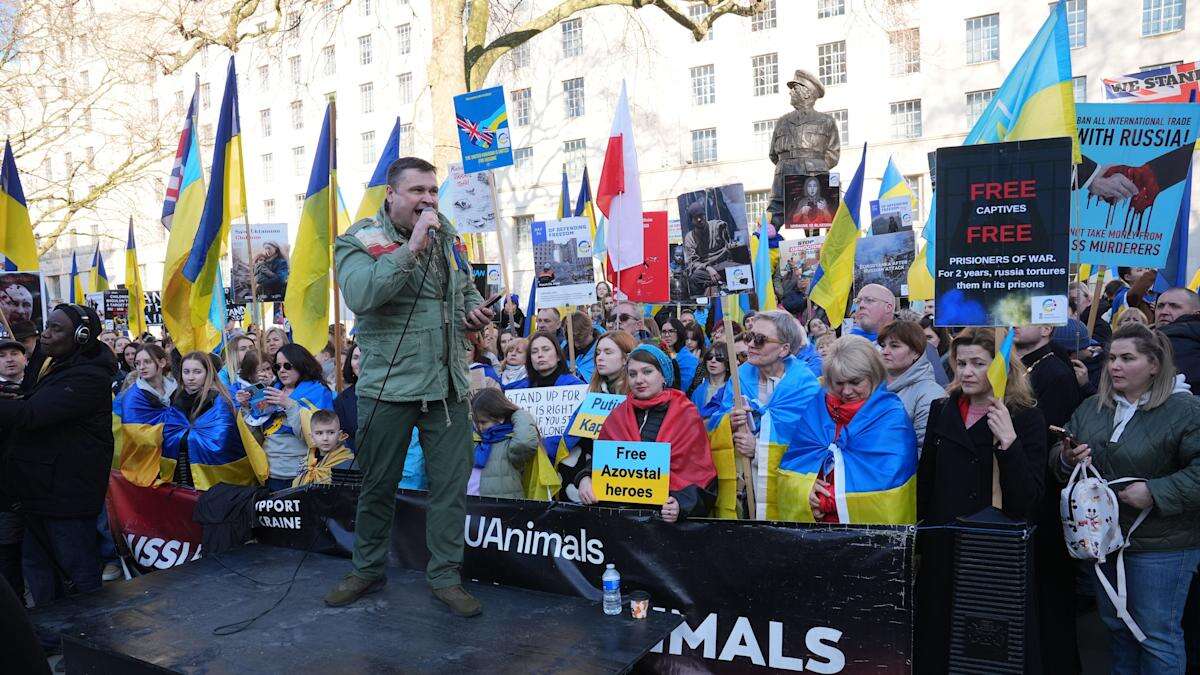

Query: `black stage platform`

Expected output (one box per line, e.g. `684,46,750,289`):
31,545,681,674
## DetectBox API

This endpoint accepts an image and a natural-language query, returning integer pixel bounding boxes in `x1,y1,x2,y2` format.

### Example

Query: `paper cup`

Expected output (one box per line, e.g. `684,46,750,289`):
629,591,650,619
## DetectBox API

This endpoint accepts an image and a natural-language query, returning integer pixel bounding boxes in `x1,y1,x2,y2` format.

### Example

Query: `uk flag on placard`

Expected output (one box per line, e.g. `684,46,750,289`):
456,115,494,149
1104,62,1199,102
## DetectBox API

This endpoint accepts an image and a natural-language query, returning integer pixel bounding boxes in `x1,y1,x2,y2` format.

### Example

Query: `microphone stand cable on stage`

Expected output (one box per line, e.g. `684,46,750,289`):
212,208,442,636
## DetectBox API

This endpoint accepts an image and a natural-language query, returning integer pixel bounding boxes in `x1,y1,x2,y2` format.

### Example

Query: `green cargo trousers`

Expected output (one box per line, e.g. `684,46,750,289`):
350,396,471,589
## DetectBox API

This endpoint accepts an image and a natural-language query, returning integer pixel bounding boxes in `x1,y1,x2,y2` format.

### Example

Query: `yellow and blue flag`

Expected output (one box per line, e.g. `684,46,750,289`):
353,118,400,227
284,104,336,354
557,167,571,219
696,387,740,520
878,156,916,209
161,80,209,352
752,212,776,312
125,217,147,337
810,143,867,328
777,386,917,524
0,141,38,271
988,327,1015,399
925,1,1078,277
89,242,108,293
574,166,597,238
69,251,85,304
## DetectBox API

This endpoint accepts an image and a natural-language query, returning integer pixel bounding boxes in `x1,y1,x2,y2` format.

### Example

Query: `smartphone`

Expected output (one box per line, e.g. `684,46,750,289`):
482,292,504,310
1048,425,1074,447
253,382,266,391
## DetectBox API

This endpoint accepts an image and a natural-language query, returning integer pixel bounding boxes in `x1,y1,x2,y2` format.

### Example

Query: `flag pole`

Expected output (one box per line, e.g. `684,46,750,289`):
722,294,755,518
486,170,515,328
1086,268,1106,337
328,98,344,392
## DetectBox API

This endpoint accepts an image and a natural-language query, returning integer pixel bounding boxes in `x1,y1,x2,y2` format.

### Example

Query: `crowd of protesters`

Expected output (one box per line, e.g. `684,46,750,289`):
2,263,1199,673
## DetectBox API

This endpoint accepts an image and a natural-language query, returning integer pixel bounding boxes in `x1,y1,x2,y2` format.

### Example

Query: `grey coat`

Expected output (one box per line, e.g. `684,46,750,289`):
886,357,947,449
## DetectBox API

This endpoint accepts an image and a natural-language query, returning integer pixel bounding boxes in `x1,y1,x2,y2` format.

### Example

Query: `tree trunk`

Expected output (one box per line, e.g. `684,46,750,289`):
429,0,468,175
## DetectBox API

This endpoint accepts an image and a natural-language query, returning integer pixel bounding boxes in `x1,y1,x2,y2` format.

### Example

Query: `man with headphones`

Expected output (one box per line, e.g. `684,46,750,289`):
0,303,118,609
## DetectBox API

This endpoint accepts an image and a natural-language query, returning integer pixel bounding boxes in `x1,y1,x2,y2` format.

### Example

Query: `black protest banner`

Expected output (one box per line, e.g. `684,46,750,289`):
255,488,914,673
934,138,1072,327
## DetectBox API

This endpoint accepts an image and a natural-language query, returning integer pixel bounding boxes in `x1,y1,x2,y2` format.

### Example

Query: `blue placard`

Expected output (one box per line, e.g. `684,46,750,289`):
452,85,514,174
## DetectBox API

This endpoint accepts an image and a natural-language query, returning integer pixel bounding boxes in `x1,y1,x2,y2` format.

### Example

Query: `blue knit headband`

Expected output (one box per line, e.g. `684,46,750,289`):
629,344,674,388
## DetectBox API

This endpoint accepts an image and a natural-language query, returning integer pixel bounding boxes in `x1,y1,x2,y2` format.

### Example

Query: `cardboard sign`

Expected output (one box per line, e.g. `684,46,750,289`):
532,217,596,308
853,230,915,299
452,86,513,174
230,222,290,303
87,289,130,331
616,211,669,304
1072,103,1200,268
592,440,671,505
676,184,753,298
783,174,840,228
934,138,1072,327
443,163,497,233
504,385,589,438
566,393,626,439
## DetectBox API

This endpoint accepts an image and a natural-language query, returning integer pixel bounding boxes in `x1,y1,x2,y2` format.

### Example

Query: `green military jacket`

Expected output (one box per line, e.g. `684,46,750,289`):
334,205,483,403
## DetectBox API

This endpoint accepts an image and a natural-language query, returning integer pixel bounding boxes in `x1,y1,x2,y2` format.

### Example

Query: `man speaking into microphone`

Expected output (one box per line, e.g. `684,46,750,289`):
326,157,492,616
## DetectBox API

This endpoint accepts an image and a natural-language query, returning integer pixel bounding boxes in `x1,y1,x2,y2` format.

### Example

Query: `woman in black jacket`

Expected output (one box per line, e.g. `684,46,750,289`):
0,304,116,606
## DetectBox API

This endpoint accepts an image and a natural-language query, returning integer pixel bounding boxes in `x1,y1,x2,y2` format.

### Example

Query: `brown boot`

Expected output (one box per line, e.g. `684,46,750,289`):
324,573,386,607
431,585,482,617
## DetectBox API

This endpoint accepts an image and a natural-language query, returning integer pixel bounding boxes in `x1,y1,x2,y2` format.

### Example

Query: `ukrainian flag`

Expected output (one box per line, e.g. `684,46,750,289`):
752,212,776,311
574,166,597,238
353,118,400,227
809,143,867,329
284,103,335,354
777,385,917,524
925,1,1078,277
878,156,916,209
0,141,38,271
89,242,108,293
125,218,147,337
69,251,85,304
697,387,739,520
161,82,208,353
989,327,1016,399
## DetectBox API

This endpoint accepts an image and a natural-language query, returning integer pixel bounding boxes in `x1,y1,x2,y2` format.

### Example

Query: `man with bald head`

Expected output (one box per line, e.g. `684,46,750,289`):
850,284,895,341
1157,287,1200,391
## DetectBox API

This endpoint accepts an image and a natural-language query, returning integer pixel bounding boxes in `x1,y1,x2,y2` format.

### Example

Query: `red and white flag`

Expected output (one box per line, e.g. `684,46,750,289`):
596,81,644,272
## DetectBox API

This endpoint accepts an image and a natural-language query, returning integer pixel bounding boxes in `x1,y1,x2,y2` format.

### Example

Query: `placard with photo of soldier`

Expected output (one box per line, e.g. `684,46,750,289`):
676,184,753,297
0,271,44,331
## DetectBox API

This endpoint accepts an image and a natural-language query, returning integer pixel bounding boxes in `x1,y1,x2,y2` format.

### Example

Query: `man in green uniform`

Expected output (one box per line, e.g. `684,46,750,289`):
324,157,492,617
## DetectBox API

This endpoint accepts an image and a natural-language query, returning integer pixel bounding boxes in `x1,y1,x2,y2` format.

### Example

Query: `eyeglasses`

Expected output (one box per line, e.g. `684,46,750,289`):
617,313,637,323
276,361,295,371
745,332,785,348
853,296,888,307
661,327,677,335
706,353,727,363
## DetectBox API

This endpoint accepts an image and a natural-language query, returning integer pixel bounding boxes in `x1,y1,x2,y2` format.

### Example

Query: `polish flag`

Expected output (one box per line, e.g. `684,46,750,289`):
596,81,644,272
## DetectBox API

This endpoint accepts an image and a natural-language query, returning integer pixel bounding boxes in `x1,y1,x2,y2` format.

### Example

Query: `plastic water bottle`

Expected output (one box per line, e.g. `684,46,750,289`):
602,563,622,615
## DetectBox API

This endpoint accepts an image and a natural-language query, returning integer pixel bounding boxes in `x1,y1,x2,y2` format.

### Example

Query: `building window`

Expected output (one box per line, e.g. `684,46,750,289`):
200,83,211,109
512,88,531,126
361,131,375,165
562,18,583,57
691,128,718,164
289,55,301,85
563,138,586,178
1142,0,1185,36
965,14,999,64
688,2,714,40
515,215,534,262
360,0,371,16
751,0,777,31
264,198,275,220
817,41,847,86
1073,75,1087,102
690,65,716,105
752,120,775,157
258,64,269,89
512,42,530,67
399,124,414,154
889,29,919,75
398,23,412,55
817,0,845,18
965,89,996,128
398,73,412,104
292,146,305,176
751,53,778,96
359,35,373,65
563,78,585,118
830,109,849,146
262,153,274,182
904,175,923,217
322,45,335,75
890,100,922,139
201,124,212,143
260,109,272,137
360,82,374,113
290,100,303,130
746,190,770,225
295,193,305,213
1066,0,1087,48
514,146,533,167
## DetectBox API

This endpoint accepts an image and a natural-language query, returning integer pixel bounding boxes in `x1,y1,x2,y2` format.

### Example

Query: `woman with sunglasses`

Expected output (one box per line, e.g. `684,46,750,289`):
236,343,334,492
577,345,717,523
690,343,731,410
658,317,698,393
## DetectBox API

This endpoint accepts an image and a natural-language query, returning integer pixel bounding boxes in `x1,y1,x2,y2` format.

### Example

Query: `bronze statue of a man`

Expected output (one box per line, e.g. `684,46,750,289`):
768,69,841,226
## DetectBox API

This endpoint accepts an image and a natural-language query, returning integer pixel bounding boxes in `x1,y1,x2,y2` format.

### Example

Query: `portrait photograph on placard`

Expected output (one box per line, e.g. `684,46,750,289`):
676,184,753,298
0,271,44,330
532,216,596,307
783,174,840,228
231,222,290,303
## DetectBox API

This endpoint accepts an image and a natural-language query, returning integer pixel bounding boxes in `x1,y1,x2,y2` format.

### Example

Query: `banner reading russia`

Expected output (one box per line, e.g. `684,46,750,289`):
453,86,513,174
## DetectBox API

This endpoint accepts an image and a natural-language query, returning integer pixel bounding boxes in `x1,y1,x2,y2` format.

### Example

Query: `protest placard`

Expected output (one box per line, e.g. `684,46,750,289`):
934,138,1072,327
1104,61,1200,102
0,271,44,330
442,163,496,234
504,385,589,439
231,222,290,303
868,196,914,235
779,236,824,284
532,217,596,307
1072,103,1200,268
471,263,502,299
144,291,162,327
566,392,626,439
452,86,513,174
783,174,839,228
615,211,669,304
854,230,915,299
87,289,130,331
676,184,753,298
592,440,670,505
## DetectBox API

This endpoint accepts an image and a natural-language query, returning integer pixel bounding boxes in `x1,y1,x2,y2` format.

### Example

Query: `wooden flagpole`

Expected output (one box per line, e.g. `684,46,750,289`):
1086,268,1106,338
486,170,516,330
327,98,344,392
722,294,756,518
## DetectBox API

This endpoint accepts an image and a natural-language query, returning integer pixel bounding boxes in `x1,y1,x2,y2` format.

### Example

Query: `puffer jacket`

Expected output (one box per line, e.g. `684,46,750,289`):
886,357,946,448
477,410,540,499
1159,313,1200,393
1056,387,1200,552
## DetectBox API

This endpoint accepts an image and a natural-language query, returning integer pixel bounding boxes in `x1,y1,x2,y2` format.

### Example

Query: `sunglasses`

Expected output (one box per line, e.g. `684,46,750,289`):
706,353,727,363
745,332,785,348
275,361,295,371
617,313,637,323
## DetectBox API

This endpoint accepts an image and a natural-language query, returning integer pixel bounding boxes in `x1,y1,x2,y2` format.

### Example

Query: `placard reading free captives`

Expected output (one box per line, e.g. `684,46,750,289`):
592,440,670,505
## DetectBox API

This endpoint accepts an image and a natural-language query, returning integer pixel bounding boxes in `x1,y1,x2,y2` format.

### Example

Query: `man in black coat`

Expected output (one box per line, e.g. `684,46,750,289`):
1156,287,1200,392
0,304,116,606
